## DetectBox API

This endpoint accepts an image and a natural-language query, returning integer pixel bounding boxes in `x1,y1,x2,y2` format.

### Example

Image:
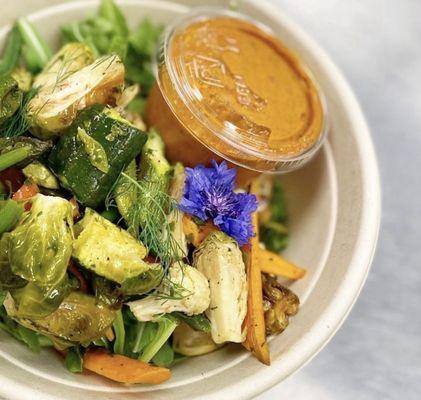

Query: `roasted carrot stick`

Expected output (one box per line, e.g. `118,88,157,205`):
259,249,306,280
242,209,270,365
83,348,171,384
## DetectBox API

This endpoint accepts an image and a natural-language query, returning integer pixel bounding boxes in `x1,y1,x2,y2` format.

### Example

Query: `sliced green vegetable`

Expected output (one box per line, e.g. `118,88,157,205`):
22,161,59,189
138,315,178,363
119,263,164,296
0,26,22,75
73,209,153,285
16,18,52,72
172,312,211,333
48,105,146,208
112,309,125,354
0,75,22,125
151,340,174,367
0,199,23,235
76,127,109,174
65,346,83,373
0,137,52,170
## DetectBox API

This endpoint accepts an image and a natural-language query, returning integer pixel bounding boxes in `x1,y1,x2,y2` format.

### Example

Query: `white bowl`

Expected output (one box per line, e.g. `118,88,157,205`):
0,1,381,399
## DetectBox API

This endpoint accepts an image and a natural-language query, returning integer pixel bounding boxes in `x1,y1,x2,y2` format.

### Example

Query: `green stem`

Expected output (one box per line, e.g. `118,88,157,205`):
112,309,125,355
0,199,23,235
132,321,146,353
0,147,30,172
0,26,22,75
16,17,52,70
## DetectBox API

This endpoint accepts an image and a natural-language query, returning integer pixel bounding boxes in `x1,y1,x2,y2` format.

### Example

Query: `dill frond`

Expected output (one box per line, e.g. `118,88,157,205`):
0,87,38,138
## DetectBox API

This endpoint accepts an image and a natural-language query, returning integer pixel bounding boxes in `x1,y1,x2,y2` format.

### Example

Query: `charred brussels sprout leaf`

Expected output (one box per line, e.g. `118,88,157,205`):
22,292,117,343
7,194,73,286
119,263,164,296
0,75,22,125
28,55,124,137
33,42,94,89
49,105,147,208
262,274,299,335
0,235,26,290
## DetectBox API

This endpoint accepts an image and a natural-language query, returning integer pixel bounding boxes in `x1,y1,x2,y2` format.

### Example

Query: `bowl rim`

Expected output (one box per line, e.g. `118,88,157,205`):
0,0,381,399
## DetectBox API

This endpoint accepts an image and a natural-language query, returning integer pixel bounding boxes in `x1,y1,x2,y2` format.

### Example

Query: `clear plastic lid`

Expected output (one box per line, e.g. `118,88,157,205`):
154,8,328,173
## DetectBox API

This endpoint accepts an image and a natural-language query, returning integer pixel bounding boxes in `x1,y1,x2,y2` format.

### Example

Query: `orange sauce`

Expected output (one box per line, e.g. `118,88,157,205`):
146,16,325,184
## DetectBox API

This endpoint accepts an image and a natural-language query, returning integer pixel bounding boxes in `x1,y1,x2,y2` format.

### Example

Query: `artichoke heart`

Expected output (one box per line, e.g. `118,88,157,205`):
28,54,124,137
193,231,248,344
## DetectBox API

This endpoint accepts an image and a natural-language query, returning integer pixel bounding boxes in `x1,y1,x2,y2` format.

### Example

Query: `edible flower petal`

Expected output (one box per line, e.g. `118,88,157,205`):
179,161,257,245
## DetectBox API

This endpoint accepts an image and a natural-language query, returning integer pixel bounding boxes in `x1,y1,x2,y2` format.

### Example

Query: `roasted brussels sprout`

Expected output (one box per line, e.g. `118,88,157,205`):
33,43,94,89
262,274,299,335
73,209,161,289
16,292,117,343
48,105,146,208
28,54,124,137
22,161,59,189
0,74,22,125
172,322,220,357
6,194,73,286
11,67,32,91
193,231,247,344
128,262,210,321
0,235,26,290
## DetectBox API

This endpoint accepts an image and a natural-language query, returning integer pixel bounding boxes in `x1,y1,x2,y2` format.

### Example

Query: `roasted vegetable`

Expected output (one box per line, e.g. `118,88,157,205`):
22,161,59,189
128,262,210,321
0,75,22,125
193,231,247,344
167,163,187,260
262,274,299,335
11,68,32,91
173,322,219,356
16,292,117,343
242,210,270,365
49,105,147,207
6,194,73,286
73,209,162,293
83,348,171,384
171,312,211,333
0,235,26,290
138,315,179,363
0,137,52,172
28,55,124,137
33,43,94,89
183,215,217,247
259,249,306,280
12,182,39,202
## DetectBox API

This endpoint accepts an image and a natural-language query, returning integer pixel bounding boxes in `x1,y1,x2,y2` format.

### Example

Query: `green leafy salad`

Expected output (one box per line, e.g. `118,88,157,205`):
0,0,302,384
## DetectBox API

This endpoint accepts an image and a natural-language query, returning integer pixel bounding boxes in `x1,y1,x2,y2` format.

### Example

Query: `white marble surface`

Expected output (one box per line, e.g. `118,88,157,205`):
1,1,420,399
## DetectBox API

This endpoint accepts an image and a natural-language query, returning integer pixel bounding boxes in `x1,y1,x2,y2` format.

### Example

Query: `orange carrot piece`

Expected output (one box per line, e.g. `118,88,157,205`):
83,349,171,385
12,183,39,202
259,249,306,280
242,210,270,365
182,215,217,247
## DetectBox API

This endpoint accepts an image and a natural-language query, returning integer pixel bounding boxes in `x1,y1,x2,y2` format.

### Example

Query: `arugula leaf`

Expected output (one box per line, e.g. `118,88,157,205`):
112,309,126,354
151,340,174,367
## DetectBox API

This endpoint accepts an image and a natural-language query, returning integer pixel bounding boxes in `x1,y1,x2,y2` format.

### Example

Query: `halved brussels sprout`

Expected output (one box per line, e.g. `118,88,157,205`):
33,43,94,89
28,54,124,137
22,161,59,189
73,209,157,286
7,194,73,286
0,235,26,291
11,292,117,343
193,231,248,344
0,74,22,125
11,68,32,91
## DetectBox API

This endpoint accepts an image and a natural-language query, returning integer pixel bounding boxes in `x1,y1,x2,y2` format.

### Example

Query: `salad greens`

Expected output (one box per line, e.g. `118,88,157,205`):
0,0,300,385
